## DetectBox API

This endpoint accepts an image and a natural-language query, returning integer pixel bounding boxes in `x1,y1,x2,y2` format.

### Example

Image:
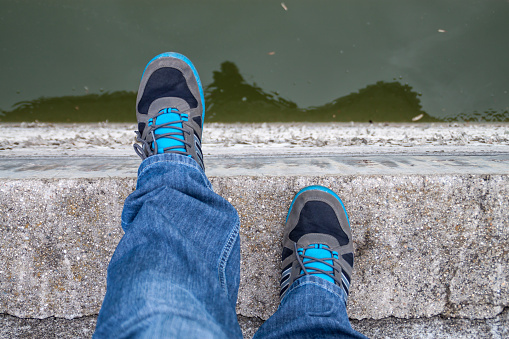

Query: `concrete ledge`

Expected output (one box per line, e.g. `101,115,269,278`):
0,314,97,339
2,311,507,339
350,308,509,338
1,122,509,159
0,123,508,338
0,153,508,179
1,175,507,321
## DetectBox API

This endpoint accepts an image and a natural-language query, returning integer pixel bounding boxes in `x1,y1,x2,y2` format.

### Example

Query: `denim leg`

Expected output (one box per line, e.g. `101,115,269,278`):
94,154,242,339
253,275,367,339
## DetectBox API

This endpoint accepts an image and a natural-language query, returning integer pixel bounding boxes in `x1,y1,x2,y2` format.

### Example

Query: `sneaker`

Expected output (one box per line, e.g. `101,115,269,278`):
280,186,354,303
134,52,205,170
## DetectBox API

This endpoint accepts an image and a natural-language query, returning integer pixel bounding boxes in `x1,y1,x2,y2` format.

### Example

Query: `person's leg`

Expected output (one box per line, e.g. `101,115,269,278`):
94,53,242,338
253,186,367,339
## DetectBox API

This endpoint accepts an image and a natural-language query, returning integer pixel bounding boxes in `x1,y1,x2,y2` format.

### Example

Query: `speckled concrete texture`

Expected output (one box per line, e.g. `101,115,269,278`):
0,314,97,339
1,311,508,339
1,174,507,325
0,179,131,318
1,121,508,337
350,308,509,339
1,123,508,338
0,314,261,339
1,122,509,157
218,175,509,321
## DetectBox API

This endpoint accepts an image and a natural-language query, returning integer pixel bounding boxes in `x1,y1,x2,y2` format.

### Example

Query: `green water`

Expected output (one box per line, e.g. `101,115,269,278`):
1,0,508,122
0,62,436,123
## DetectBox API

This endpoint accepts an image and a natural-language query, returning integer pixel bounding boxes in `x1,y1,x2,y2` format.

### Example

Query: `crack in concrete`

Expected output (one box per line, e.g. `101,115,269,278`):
238,306,509,324
0,313,98,321
351,305,509,323
3,307,508,322
2,308,507,339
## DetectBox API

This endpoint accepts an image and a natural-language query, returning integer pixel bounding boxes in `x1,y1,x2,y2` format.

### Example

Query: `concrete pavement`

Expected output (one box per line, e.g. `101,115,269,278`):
0,123,508,338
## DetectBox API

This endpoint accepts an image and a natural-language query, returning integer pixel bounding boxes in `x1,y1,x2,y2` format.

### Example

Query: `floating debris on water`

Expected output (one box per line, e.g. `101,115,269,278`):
412,113,424,121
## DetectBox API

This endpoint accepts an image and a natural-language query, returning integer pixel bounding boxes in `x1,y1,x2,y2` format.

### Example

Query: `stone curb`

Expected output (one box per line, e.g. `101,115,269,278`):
1,174,507,323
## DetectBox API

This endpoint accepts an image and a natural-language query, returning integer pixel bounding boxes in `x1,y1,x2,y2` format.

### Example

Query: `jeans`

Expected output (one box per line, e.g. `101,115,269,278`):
94,154,366,339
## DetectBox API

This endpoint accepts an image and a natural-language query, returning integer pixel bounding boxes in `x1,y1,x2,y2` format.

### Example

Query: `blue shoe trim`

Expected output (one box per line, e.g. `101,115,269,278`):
299,244,335,284
286,185,350,226
142,52,205,124
151,108,186,154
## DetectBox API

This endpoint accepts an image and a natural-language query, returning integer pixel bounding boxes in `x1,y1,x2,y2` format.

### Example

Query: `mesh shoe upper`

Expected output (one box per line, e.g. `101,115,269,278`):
134,52,205,170
280,186,354,303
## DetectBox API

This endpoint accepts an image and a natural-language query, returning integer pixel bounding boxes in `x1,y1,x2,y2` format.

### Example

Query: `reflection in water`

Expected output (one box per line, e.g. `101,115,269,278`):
2,0,507,121
205,62,298,121
0,91,136,123
1,61,507,123
205,62,436,122
307,81,431,123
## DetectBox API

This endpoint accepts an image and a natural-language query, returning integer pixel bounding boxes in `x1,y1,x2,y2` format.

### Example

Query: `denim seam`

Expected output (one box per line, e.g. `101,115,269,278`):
280,278,347,306
217,219,240,295
138,156,212,191
139,157,200,177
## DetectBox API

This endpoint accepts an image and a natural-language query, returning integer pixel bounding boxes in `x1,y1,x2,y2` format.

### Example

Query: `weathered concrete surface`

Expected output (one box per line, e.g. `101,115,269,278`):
0,314,97,339
2,122,509,148
0,179,128,319
0,315,258,339
1,154,509,179
350,308,509,339
0,122,508,337
1,174,507,323
1,310,508,339
223,175,509,321
1,122,509,158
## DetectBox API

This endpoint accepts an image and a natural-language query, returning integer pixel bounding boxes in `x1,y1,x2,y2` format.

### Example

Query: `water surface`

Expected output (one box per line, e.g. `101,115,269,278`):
1,0,508,122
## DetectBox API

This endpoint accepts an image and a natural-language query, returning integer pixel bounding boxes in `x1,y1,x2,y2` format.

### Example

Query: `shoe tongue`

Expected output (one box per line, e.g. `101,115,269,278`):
151,108,186,154
299,244,336,284
148,98,191,116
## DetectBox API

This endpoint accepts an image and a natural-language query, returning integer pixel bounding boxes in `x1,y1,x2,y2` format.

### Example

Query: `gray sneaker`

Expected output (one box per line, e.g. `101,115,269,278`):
280,186,354,303
134,52,205,170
